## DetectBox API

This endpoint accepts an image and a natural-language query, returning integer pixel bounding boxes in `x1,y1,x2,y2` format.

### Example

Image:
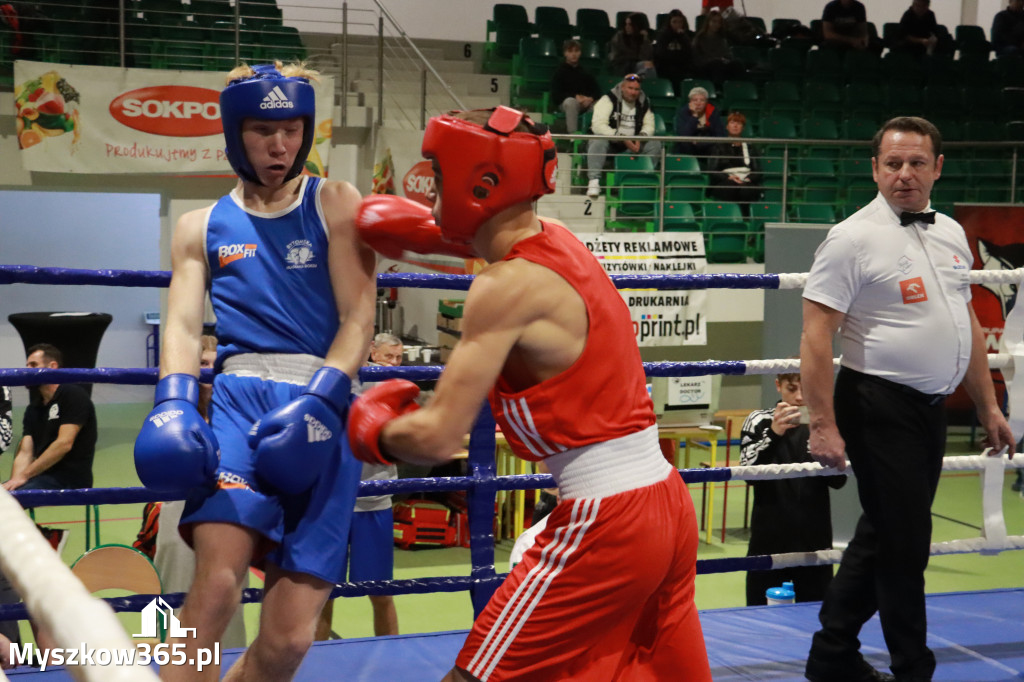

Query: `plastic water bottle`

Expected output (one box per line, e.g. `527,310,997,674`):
765,581,796,605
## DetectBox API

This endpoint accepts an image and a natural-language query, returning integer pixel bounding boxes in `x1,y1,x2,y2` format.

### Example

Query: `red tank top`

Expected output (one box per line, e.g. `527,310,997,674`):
488,222,655,461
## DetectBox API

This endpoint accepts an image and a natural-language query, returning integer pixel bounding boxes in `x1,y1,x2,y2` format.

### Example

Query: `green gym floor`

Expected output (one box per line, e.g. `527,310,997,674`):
11,403,1024,646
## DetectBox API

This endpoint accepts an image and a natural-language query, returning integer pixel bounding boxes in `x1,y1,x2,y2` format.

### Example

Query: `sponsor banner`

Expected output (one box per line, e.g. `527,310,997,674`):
374,127,475,275
575,232,708,347
950,205,1024,412
13,60,334,175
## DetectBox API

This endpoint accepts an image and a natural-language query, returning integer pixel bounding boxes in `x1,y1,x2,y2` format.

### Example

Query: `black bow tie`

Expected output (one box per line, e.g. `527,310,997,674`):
899,210,936,226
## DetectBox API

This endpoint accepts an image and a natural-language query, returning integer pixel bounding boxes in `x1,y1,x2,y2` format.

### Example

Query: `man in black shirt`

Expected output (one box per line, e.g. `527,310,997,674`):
550,39,601,134
992,0,1024,56
3,344,97,491
897,0,940,54
822,0,870,50
740,370,846,606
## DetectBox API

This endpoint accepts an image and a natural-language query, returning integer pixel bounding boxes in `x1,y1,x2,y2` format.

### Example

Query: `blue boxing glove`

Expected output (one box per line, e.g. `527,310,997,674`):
248,366,352,495
134,374,220,492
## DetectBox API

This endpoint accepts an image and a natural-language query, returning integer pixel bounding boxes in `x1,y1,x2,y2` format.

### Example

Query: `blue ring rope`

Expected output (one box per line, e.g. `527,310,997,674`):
0,263,784,622
0,265,784,292
0,551,769,620
0,361,753,387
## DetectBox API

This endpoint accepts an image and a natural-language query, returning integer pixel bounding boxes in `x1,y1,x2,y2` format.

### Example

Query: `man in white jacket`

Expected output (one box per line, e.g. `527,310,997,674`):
586,74,662,198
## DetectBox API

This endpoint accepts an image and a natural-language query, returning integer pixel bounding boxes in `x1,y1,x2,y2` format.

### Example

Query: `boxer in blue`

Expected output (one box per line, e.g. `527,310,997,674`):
133,61,376,681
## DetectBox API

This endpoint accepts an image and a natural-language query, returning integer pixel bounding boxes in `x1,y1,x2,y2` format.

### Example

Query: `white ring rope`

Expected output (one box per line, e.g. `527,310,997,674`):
0,487,157,681
775,267,1024,290
762,534,1024,571
730,450,1024,568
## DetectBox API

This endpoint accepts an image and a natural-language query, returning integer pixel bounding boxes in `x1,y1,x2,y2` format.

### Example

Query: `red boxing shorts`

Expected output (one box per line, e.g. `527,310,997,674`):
456,471,711,681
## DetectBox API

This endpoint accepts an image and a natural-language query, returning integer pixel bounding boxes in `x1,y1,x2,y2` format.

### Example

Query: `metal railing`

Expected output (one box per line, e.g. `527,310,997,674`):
552,133,1024,240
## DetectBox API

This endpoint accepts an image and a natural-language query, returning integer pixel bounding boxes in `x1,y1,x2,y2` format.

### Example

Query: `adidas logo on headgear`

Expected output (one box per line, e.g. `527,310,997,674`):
260,86,295,110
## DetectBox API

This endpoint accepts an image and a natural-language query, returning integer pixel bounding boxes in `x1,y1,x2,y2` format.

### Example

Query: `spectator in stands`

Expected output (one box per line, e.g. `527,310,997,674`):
692,9,745,87
707,112,762,214
654,9,695,95
895,0,940,55
821,0,873,51
673,86,726,160
608,12,656,78
992,0,1024,57
4,344,96,492
586,74,662,198
550,39,601,135
701,0,734,14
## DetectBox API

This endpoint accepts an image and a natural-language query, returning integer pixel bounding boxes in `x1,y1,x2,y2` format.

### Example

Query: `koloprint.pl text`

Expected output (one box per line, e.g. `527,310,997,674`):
634,313,702,343
9,642,220,672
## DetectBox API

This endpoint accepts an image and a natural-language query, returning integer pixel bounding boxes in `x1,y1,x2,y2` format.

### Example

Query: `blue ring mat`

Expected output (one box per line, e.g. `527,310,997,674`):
9,588,1023,680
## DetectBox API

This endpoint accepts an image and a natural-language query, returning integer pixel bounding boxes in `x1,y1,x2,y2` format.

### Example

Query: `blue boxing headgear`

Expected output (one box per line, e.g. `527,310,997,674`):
219,64,316,185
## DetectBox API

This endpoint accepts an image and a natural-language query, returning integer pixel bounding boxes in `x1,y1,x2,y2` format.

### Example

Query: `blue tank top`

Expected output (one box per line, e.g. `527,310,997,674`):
205,176,338,364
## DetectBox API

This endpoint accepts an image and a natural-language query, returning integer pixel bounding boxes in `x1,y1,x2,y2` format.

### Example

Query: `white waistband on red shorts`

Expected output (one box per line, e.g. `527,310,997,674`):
543,425,673,500
221,353,323,385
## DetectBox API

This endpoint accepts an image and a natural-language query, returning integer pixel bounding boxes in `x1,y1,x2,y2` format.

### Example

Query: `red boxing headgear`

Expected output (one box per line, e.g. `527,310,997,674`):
421,107,557,244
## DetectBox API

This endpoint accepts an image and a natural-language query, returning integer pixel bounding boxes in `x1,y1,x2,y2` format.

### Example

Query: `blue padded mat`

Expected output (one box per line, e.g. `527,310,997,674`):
10,589,1023,680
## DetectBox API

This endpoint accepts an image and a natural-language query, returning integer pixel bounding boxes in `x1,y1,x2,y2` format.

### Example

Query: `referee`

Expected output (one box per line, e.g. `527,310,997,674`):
800,117,1014,682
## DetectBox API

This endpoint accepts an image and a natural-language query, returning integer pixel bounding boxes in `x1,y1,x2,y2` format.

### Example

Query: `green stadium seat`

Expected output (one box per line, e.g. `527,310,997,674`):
843,180,877,207
844,82,884,120
761,114,798,139
576,8,614,44
762,80,801,117
664,154,707,187
663,202,701,232
843,117,878,140
922,84,962,118
702,202,748,263
767,46,804,82
261,25,306,62
997,54,1024,87
615,175,659,217
884,82,923,118
239,0,282,29
534,6,573,41
881,51,925,85
805,49,843,81
793,203,836,223
805,81,843,120
189,0,232,27
931,117,963,141
722,79,760,117
611,153,656,187
955,24,991,55
843,50,881,83
1005,120,1024,141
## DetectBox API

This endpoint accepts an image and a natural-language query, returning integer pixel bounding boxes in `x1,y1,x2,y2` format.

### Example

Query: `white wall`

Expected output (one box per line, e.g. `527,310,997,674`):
0,191,162,403
281,1,993,42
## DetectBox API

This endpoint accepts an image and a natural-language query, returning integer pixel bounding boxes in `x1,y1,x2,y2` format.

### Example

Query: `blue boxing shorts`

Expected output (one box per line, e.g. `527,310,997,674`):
348,508,395,582
180,358,361,584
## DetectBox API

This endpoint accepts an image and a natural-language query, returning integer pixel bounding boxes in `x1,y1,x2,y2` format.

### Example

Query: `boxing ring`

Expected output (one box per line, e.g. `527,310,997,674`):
0,264,1023,680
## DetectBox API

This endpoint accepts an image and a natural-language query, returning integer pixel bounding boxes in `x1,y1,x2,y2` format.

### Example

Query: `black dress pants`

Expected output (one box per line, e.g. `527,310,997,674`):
806,369,946,680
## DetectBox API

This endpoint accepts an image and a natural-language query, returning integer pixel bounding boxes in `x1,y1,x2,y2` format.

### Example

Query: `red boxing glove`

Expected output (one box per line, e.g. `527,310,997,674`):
356,194,476,259
348,379,421,465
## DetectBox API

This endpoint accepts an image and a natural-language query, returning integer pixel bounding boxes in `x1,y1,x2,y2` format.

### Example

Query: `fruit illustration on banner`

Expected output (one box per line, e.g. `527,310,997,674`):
15,70,81,152
303,117,331,177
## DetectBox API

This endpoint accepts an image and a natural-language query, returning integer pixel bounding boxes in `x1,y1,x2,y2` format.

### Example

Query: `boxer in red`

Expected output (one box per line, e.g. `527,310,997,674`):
349,107,711,682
